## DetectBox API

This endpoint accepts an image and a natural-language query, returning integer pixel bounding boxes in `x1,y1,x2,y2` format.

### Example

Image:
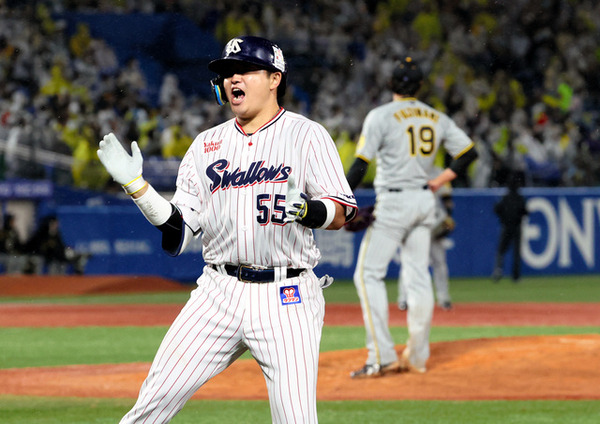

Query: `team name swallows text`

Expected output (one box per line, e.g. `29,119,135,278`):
207,159,292,192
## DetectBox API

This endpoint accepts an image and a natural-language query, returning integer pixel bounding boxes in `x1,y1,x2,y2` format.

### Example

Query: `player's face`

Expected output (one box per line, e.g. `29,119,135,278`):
223,65,281,123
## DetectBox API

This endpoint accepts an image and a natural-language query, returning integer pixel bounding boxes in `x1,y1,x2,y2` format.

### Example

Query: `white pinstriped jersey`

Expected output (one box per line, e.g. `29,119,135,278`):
170,108,356,269
355,97,474,192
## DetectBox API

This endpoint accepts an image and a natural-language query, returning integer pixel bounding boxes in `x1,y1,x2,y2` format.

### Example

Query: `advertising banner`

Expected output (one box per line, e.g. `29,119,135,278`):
58,187,600,281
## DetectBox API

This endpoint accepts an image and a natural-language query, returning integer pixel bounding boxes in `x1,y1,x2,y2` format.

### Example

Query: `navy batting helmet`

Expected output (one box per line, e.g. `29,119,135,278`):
208,36,288,105
389,57,423,96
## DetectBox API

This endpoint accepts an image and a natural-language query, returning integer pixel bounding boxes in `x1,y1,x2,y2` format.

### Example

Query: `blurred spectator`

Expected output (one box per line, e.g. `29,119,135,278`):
160,121,192,159
69,22,92,58
40,63,73,97
215,8,261,44
158,73,185,110
492,173,529,282
0,214,27,273
0,0,599,189
23,214,90,275
118,57,149,101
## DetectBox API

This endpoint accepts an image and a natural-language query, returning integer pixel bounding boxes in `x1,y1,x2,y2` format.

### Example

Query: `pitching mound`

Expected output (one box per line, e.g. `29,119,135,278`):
1,334,599,400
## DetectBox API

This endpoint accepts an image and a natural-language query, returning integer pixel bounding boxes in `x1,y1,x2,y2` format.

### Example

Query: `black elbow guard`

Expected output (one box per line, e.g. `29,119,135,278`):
449,148,478,175
156,204,185,256
346,157,369,191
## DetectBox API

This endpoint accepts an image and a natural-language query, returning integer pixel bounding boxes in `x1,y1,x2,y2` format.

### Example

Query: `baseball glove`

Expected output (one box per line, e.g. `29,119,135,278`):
344,205,375,232
432,216,455,239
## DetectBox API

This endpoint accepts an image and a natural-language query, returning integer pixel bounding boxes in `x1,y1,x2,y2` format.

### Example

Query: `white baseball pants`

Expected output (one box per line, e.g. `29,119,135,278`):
398,238,451,306
120,267,325,423
354,189,435,370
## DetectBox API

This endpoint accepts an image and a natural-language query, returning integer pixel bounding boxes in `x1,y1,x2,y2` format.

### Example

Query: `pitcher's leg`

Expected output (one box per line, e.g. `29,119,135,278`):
430,241,450,306
353,226,400,366
401,226,434,371
397,267,408,310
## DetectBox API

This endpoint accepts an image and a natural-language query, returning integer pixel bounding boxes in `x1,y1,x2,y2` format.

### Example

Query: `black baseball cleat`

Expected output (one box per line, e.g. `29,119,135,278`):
350,361,401,379
440,301,453,310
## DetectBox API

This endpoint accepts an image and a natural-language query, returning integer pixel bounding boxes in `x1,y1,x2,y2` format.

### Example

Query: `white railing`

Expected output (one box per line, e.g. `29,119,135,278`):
0,138,73,169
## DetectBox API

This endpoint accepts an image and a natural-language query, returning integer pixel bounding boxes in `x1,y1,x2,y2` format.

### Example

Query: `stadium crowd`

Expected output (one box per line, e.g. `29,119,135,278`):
0,0,599,191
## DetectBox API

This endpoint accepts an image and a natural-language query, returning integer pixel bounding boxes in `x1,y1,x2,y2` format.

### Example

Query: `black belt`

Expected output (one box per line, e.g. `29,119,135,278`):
210,264,305,283
387,185,429,192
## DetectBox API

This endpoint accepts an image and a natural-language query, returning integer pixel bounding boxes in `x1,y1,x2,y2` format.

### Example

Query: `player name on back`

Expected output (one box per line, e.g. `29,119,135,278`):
394,107,439,123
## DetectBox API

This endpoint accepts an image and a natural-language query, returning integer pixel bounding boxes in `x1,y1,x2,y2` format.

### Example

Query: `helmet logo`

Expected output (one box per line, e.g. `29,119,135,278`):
272,46,285,72
225,38,243,56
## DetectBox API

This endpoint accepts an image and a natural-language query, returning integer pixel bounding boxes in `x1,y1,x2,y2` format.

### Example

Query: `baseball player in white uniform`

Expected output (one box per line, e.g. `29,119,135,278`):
346,57,477,378
398,166,455,311
98,36,356,423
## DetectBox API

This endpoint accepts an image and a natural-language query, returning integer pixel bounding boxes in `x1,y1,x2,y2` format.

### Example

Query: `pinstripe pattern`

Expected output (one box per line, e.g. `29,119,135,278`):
120,268,324,424
121,270,247,423
121,108,353,423
245,269,324,423
170,109,356,268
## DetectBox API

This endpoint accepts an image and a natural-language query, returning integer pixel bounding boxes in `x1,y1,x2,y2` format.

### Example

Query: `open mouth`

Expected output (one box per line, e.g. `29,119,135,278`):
232,88,245,102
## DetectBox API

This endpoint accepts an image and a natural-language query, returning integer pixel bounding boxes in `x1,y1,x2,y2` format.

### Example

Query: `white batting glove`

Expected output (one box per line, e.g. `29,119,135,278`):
284,176,308,223
97,133,146,195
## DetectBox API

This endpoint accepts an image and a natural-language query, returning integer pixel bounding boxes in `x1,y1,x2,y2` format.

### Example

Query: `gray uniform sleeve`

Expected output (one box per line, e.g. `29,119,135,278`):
440,116,474,159
355,110,383,162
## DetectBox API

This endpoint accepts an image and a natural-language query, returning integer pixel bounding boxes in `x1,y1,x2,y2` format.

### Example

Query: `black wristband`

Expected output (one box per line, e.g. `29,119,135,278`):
298,200,328,229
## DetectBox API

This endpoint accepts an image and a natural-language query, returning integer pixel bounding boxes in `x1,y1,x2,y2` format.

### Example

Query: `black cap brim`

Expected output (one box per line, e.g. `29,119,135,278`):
208,57,279,76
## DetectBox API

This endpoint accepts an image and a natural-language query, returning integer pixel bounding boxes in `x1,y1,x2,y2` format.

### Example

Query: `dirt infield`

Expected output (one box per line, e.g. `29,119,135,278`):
2,334,598,400
1,275,599,401
2,302,600,327
0,274,191,297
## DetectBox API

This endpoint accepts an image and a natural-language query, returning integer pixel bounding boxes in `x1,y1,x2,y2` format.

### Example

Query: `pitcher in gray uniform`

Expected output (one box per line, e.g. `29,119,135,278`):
346,57,478,378
398,165,456,312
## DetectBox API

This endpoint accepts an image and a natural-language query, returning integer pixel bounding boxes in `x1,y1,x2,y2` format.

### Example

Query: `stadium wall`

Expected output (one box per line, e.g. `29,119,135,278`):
54,187,600,282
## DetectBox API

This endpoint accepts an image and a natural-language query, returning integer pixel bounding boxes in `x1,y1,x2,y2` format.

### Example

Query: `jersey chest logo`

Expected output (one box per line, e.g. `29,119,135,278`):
204,140,222,153
280,285,301,305
207,159,291,192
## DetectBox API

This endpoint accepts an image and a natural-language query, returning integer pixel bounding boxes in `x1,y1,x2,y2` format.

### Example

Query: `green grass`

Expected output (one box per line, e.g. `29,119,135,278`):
0,397,599,424
442,275,600,303
2,275,599,304
1,274,599,423
2,325,599,369
0,327,166,368
321,275,600,304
